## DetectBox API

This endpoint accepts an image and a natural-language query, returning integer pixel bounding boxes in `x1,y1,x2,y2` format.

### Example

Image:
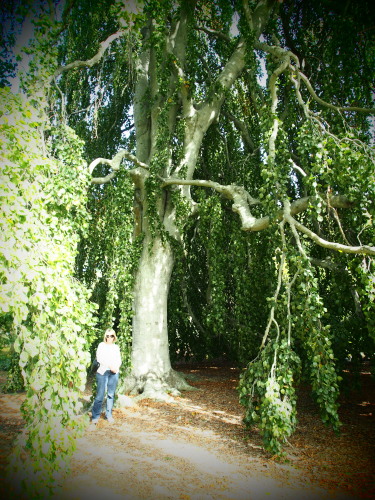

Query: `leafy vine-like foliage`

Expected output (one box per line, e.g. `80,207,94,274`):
0,87,96,496
76,170,140,388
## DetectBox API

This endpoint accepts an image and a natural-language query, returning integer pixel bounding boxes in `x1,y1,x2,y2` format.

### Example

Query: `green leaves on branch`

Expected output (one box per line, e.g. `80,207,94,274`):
239,341,301,456
238,223,342,455
0,88,95,495
293,258,341,432
78,171,137,379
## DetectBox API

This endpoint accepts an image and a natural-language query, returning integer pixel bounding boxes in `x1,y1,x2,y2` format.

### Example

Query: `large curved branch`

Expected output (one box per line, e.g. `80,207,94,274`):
90,171,117,185
214,39,246,95
90,150,148,185
232,193,354,231
162,178,354,232
164,179,374,255
255,41,299,65
255,41,375,114
54,31,124,78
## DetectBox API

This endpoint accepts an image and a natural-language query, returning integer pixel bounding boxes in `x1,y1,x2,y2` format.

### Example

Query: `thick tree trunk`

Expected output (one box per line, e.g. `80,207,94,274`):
123,234,191,398
119,1,278,400
133,235,173,378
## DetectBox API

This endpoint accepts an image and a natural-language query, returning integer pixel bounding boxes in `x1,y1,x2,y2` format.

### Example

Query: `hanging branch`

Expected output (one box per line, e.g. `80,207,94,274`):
279,222,301,347
255,40,375,115
295,67,375,114
163,177,351,223
283,199,375,256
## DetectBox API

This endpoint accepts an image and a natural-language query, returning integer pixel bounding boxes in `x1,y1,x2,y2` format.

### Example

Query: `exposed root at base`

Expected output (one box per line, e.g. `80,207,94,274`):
120,368,197,402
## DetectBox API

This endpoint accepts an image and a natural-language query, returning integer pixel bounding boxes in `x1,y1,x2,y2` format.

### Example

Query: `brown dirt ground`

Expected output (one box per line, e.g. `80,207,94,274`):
0,364,374,500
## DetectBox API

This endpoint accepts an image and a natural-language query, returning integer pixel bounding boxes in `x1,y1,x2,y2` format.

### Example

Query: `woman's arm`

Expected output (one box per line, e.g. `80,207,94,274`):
109,345,121,373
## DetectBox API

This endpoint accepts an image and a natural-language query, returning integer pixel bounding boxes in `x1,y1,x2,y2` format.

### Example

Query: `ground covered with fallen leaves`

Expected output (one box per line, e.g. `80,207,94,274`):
0,363,374,499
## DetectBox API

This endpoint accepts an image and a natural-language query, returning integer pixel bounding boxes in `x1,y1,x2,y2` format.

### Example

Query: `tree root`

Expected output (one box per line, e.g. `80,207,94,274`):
119,368,197,402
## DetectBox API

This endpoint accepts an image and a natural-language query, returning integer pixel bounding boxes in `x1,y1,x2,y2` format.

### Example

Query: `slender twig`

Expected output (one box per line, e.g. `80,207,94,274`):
195,25,232,43
261,226,285,349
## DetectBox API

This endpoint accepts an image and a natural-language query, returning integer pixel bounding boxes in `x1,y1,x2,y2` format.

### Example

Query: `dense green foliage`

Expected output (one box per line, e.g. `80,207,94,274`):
0,86,97,495
1,0,374,493
75,170,138,387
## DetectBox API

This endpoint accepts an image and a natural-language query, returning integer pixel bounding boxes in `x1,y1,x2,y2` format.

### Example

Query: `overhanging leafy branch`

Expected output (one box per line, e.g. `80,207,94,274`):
161,177,374,254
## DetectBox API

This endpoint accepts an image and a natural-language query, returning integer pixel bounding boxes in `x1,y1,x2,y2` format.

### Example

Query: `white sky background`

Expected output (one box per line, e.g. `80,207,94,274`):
7,8,38,92
7,0,67,93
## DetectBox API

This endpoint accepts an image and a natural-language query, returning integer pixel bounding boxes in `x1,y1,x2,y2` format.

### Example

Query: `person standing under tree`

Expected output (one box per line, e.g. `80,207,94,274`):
91,328,122,424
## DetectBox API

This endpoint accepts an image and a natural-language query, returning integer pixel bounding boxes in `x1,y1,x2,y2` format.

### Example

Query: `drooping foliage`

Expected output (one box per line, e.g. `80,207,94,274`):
0,88,96,495
0,4,97,496
75,170,138,387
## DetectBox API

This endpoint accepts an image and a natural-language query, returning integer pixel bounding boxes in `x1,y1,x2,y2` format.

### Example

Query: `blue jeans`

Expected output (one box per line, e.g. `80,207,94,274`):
92,370,119,420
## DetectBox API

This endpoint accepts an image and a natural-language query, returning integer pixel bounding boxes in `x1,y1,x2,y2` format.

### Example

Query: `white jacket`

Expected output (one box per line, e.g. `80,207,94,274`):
96,342,121,375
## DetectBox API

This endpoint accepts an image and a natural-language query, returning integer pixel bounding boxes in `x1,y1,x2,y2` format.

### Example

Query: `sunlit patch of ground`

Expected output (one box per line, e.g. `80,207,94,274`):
0,365,373,499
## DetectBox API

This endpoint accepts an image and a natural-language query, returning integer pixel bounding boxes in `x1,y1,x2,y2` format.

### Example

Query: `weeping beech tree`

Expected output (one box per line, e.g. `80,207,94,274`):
1,0,375,489
62,0,374,449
